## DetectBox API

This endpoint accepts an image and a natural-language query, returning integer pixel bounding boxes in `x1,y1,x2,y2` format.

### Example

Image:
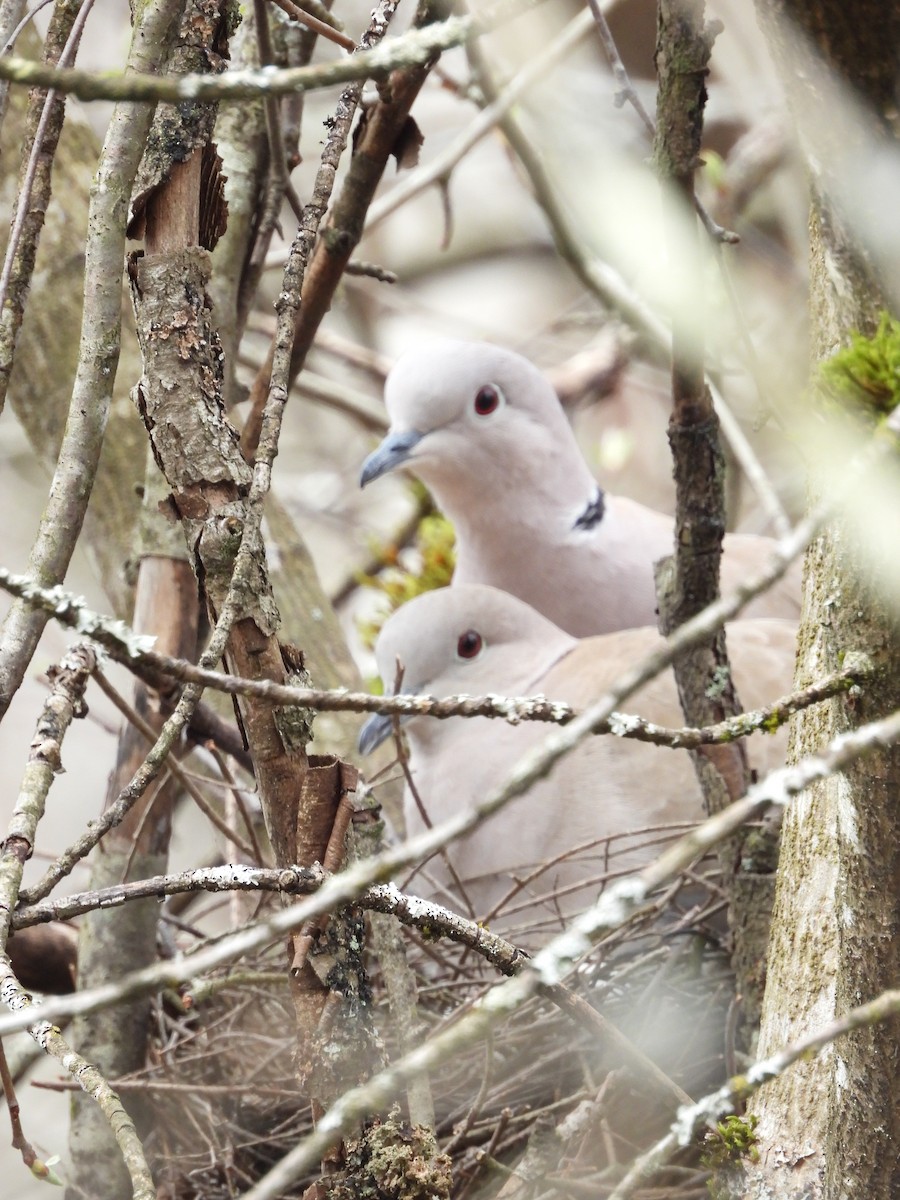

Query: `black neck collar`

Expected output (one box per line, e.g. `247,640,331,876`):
573,487,605,531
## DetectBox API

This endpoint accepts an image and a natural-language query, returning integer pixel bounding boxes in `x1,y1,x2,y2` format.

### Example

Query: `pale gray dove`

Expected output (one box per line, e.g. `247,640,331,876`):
360,340,800,636
359,584,795,945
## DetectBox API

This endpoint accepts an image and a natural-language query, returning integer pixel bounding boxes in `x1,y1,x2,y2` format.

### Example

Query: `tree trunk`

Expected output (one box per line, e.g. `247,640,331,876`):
741,3,900,1195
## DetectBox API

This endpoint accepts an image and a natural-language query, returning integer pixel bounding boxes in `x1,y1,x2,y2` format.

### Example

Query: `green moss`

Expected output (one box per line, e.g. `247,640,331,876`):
357,503,456,650
820,311,900,419
701,1113,760,1198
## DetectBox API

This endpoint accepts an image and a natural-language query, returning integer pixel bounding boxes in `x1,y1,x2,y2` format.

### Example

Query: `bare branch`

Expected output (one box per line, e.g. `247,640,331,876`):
0,961,155,1197
0,0,180,721
608,986,900,1200
1,702,897,1044
0,2,531,104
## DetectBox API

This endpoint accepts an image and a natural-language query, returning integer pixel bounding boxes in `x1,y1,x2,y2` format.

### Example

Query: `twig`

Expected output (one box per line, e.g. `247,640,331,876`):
0,961,155,1198
1,702,898,1042
91,667,257,860
363,4,597,231
0,569,870,743
0,0,179,722
268,0,355,51
0,0,94,412
0,0,535,104
606,986,900,1200
585,0,654,135
254,0,305,223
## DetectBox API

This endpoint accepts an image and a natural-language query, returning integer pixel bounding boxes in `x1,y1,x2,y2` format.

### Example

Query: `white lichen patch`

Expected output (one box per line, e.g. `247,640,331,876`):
834,771,860,851
834,1055,850,1092
205,864,260,887
608,710,642,737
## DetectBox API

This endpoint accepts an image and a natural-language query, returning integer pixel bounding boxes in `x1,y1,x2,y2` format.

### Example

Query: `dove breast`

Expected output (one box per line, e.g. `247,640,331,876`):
360,584,795,944
360,340,800,636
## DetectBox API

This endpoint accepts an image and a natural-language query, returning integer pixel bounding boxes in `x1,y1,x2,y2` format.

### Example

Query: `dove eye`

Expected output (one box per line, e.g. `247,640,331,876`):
473,383,503,416
456,630,484,660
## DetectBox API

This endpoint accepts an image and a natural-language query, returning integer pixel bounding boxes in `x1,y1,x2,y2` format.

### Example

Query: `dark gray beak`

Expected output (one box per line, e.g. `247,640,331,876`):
360,429,424,487
357,710,397,755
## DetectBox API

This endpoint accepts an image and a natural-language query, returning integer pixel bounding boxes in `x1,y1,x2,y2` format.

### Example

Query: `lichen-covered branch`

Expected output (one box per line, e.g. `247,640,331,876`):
0,0,181,722
0,5,531,104
0,961,156,1198
0,643,95,949
2,700,898,1043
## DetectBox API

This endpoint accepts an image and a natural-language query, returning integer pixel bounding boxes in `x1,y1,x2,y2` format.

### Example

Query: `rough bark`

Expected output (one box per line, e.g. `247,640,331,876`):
740,3,900,1196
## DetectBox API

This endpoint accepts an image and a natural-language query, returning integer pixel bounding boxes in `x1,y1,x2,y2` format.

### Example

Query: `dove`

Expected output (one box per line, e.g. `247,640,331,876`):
360,340,800,637
359,584,795,944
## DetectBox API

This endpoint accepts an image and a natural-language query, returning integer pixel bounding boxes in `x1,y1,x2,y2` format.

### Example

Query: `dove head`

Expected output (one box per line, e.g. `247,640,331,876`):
359,340,592,509
357,584,576,754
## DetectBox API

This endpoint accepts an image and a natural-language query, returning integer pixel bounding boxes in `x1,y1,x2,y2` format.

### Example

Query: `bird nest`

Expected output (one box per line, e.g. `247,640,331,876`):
128,857,751,1200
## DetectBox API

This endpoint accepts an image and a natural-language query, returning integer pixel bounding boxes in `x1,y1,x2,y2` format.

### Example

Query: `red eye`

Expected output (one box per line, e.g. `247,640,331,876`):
474,384,501,415
456,630,483,659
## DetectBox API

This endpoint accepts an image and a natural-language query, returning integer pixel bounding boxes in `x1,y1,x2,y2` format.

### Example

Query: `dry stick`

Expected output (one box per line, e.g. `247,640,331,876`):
269,0,355,52
0,0,180,724
0,964,156,1199
253,0,304,227
92,668,257,860
0,1039,49,1180
207,745,265,864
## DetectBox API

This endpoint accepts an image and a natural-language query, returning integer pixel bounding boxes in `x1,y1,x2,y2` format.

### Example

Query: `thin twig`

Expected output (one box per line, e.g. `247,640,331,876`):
0,569,869,745
0,962,156,1198
92,668,257,860
1,702,898,1043
269,0,355,51
607,987,900,1200
0,0,179,722
364,5,597,231
0,1,533,104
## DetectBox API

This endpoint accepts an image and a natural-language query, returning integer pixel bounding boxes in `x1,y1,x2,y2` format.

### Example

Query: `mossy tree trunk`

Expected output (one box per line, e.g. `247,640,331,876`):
739,3,900,1196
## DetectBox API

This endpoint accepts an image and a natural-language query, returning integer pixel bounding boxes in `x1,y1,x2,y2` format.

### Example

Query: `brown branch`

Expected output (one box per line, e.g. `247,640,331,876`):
269,0,356,51
242,0,435,458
